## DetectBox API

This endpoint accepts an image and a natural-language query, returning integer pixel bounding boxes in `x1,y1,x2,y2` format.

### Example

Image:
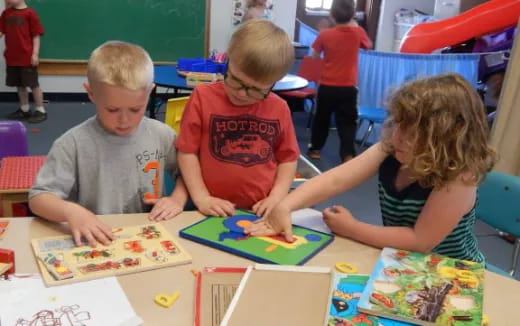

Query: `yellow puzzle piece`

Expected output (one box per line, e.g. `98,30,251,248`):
154,291,180,308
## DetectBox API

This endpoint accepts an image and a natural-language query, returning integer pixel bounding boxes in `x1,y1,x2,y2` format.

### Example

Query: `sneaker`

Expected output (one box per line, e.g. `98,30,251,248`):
28,110,47,123
7,108,31,120
307,149,321,160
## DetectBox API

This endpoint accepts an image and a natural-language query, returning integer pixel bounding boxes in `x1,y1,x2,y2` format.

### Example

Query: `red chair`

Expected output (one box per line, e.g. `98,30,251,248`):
279,56,322,128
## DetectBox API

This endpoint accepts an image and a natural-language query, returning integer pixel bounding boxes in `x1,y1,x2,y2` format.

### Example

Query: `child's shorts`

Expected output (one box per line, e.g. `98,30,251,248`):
6,66,40,88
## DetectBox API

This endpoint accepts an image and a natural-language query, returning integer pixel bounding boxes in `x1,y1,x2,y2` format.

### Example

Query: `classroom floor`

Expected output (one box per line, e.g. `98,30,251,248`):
2,99,518,280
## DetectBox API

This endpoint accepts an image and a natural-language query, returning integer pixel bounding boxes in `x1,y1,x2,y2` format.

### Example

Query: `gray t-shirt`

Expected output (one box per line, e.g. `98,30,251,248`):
29,116,178,214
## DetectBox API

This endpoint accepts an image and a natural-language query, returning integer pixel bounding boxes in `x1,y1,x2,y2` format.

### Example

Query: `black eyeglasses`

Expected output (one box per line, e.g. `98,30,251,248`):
224,68,273,100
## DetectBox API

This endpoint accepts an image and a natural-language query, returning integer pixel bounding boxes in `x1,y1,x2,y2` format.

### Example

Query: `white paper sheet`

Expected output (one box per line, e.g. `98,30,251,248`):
291,208,331,233
0,274,142,326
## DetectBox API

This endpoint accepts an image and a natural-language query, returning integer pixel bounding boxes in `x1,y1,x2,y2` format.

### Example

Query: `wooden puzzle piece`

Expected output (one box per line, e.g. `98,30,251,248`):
145,250,168,263
257,234,308,250
0,221,10,239
124,240,145,253
0,262,12,276
39,252,75,280
0,248,15,274
137,225,161,239
160,240,179,254
78,257,141,274
112,227,132,240
73,249,113,262
154,291,180,308
114,233,133,240
38,238,79,252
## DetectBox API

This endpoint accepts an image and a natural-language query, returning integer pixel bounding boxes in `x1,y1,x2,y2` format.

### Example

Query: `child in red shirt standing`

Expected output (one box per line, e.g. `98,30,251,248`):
177,19,299,218
308,0,371,162
0,0,46,123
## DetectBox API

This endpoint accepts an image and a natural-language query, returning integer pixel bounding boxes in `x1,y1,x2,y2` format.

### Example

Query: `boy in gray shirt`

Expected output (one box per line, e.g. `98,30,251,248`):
29,41,188,247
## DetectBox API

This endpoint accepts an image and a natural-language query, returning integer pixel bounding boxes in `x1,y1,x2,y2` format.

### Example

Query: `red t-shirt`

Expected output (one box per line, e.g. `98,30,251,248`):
312,25,371,87
0,7,44,66
176,82,300,210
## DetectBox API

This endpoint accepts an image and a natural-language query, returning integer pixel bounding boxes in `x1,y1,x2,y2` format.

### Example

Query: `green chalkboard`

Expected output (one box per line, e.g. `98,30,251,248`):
28,0,208,62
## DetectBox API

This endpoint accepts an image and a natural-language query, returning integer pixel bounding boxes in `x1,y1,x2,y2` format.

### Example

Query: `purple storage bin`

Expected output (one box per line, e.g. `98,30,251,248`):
0,121,28,162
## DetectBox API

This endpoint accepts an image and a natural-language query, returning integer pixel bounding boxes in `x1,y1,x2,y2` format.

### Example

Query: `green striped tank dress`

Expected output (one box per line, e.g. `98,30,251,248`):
378,155,484,262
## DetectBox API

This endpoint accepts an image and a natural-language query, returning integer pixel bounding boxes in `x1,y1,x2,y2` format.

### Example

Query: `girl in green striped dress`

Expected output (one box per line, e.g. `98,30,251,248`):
246,74,497,262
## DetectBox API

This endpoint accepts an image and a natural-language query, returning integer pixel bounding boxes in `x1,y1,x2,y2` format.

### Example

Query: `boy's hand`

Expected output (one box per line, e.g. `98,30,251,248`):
197,196,235,217
144,197,184,221
252,195,281,218
31,54,39,66
322,205,357,237
245,203,295,242
65,206,114,247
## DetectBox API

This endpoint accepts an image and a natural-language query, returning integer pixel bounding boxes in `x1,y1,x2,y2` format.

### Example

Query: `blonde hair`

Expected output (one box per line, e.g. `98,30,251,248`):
227,19,294,84
381,73,497,188
87,41,153,90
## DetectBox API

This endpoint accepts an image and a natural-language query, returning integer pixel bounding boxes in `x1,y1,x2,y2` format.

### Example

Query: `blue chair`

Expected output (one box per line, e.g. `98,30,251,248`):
477,171,520,277
357,106,388,149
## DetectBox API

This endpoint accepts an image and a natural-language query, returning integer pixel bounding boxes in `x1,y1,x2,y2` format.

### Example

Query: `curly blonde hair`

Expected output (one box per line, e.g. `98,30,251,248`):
381,73,497,188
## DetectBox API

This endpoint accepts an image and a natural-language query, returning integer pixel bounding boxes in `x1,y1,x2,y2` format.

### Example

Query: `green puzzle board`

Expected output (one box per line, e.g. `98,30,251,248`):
179,210,334,265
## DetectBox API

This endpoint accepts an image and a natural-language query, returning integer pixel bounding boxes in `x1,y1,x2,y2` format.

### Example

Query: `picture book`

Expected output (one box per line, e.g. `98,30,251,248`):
179,209,334,265
328,273,413,326
358,248,484,326
32,223,192,286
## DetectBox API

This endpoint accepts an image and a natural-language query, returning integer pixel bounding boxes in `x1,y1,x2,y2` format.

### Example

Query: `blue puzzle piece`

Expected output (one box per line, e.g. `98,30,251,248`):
219,231,249,241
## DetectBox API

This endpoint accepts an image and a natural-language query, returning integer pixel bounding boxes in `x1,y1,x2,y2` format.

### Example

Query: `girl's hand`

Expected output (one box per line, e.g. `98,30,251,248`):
245,203,295,242
322,205,358,237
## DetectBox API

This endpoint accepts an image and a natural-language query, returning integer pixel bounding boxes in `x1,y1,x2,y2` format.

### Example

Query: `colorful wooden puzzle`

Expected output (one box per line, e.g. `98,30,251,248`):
358,248,485,326
31,223,192,286
179,210,334,265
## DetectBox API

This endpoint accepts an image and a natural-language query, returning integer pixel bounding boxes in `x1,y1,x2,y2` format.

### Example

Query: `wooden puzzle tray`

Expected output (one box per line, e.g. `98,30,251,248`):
31,223,192,286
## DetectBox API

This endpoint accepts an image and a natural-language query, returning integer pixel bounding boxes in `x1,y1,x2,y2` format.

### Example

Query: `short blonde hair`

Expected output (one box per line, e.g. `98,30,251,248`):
227,19,294,84
87,41,153,90
381,74,497,188
247,0,266,7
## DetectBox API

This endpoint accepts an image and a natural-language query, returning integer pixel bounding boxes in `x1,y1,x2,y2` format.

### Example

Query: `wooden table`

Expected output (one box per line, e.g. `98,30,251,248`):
0,156,45,217
1,212,519,325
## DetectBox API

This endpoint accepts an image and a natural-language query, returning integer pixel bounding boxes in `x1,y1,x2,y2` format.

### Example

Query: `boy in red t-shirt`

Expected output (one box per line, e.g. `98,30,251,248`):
308,0,371,162
176,19,299,218
0,0,46,123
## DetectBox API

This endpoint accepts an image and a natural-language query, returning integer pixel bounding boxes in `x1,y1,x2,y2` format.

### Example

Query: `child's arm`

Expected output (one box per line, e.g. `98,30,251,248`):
246,143,387,240
145,176,189,221
29,193,114,247
31,35,40,66
253,160,297,217
178,151,235,217
322,178,476,253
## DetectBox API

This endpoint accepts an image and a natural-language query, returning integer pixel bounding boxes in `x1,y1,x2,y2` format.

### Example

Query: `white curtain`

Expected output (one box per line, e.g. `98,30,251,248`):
490,20,520,175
